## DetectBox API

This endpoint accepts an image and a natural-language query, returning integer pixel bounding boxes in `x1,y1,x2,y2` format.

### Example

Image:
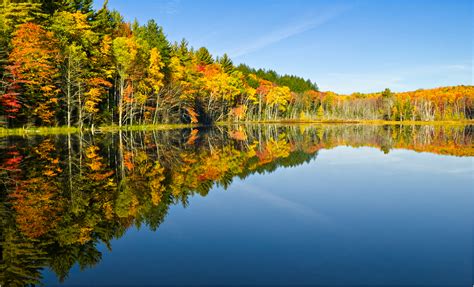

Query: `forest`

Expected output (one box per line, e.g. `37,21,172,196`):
0,0,473,129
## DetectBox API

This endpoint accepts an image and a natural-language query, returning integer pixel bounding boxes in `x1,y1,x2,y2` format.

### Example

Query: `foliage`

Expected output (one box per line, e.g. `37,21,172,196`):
0,3,471,128
5,23,60,125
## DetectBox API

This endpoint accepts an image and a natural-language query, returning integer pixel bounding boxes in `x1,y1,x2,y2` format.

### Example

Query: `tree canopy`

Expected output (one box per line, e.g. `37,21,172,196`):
0,1,472,128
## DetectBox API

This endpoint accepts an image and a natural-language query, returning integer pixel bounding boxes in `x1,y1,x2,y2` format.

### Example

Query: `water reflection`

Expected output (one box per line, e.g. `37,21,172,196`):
0,124,472,286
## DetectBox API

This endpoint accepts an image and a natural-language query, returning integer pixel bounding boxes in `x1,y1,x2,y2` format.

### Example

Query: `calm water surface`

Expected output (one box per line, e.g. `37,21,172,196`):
1,124,472,286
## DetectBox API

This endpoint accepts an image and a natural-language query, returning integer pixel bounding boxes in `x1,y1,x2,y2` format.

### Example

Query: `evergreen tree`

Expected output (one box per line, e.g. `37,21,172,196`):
134,19,171,65
218,53,233,73
195,47,213,65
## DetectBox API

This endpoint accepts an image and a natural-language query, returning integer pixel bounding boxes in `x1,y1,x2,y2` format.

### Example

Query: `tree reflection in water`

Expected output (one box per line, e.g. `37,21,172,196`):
0,124,472,286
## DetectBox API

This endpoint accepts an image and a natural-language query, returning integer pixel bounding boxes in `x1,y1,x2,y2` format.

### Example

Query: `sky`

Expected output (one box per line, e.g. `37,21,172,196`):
93,0,472,94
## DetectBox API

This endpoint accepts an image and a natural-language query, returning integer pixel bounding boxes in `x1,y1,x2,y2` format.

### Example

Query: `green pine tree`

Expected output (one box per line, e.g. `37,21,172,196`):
218,53,233,73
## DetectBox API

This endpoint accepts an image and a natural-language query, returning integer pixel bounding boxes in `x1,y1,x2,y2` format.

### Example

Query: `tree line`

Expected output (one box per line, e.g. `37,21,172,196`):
0,0,472,129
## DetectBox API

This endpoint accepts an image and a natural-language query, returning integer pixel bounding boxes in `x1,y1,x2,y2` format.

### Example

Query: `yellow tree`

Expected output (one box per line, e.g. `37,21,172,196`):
200,64,243,121
147,48,165,123
265,86,291,120
112,36,138,126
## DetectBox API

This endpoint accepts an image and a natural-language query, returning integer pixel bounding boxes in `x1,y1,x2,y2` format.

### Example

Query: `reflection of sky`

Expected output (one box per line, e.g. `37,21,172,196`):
43,147,473,286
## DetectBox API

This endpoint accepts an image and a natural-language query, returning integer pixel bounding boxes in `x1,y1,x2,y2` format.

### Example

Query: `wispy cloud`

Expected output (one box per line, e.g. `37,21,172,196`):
235,181,332,224
160,0,181,15
228,6,351,58
318,62,472,94
320,72,407,94
441,64,471,71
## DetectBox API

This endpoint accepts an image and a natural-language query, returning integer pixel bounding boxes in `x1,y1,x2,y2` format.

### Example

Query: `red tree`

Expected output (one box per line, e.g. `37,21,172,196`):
4,23,60,125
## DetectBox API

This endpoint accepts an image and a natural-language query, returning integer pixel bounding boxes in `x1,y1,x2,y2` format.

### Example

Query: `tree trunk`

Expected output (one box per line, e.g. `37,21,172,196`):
78,84,83,130
118,78,124,127
67,57,72,128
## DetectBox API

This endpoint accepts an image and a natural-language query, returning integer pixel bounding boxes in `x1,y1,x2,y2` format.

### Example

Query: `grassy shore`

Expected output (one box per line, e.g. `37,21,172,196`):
0,126,81,136
222,119,474,126
0,123,198,137
1,120,472,136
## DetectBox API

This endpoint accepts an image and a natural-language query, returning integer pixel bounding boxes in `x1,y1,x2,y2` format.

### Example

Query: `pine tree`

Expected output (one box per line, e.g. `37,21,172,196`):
134,20,171,65
195,47,213,65
218,53,233,73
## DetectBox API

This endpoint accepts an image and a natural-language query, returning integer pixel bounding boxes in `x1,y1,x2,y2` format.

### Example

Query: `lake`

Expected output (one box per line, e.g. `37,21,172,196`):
0,124,472,286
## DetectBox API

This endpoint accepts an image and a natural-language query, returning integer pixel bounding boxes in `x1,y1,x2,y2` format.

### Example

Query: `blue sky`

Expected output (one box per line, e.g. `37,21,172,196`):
93,0,472,93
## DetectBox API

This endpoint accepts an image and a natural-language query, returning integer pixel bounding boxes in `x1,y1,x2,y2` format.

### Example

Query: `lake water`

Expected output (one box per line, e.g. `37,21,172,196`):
0,124,472,286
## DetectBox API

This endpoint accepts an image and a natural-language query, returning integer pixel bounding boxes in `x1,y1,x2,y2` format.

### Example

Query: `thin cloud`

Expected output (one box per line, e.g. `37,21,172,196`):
161,0,181,15
442,64,470,71
235,181,332,224
320,72,407,94
318,63,472,94
229,6,351,58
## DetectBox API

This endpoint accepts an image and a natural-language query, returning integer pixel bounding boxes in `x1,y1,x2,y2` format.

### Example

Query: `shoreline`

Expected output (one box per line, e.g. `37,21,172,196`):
1,120,472,136
223,119,474,125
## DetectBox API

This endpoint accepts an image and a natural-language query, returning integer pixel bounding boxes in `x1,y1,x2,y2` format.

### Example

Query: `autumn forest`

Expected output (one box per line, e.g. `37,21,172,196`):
1,0,473,285
0,0,473,130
